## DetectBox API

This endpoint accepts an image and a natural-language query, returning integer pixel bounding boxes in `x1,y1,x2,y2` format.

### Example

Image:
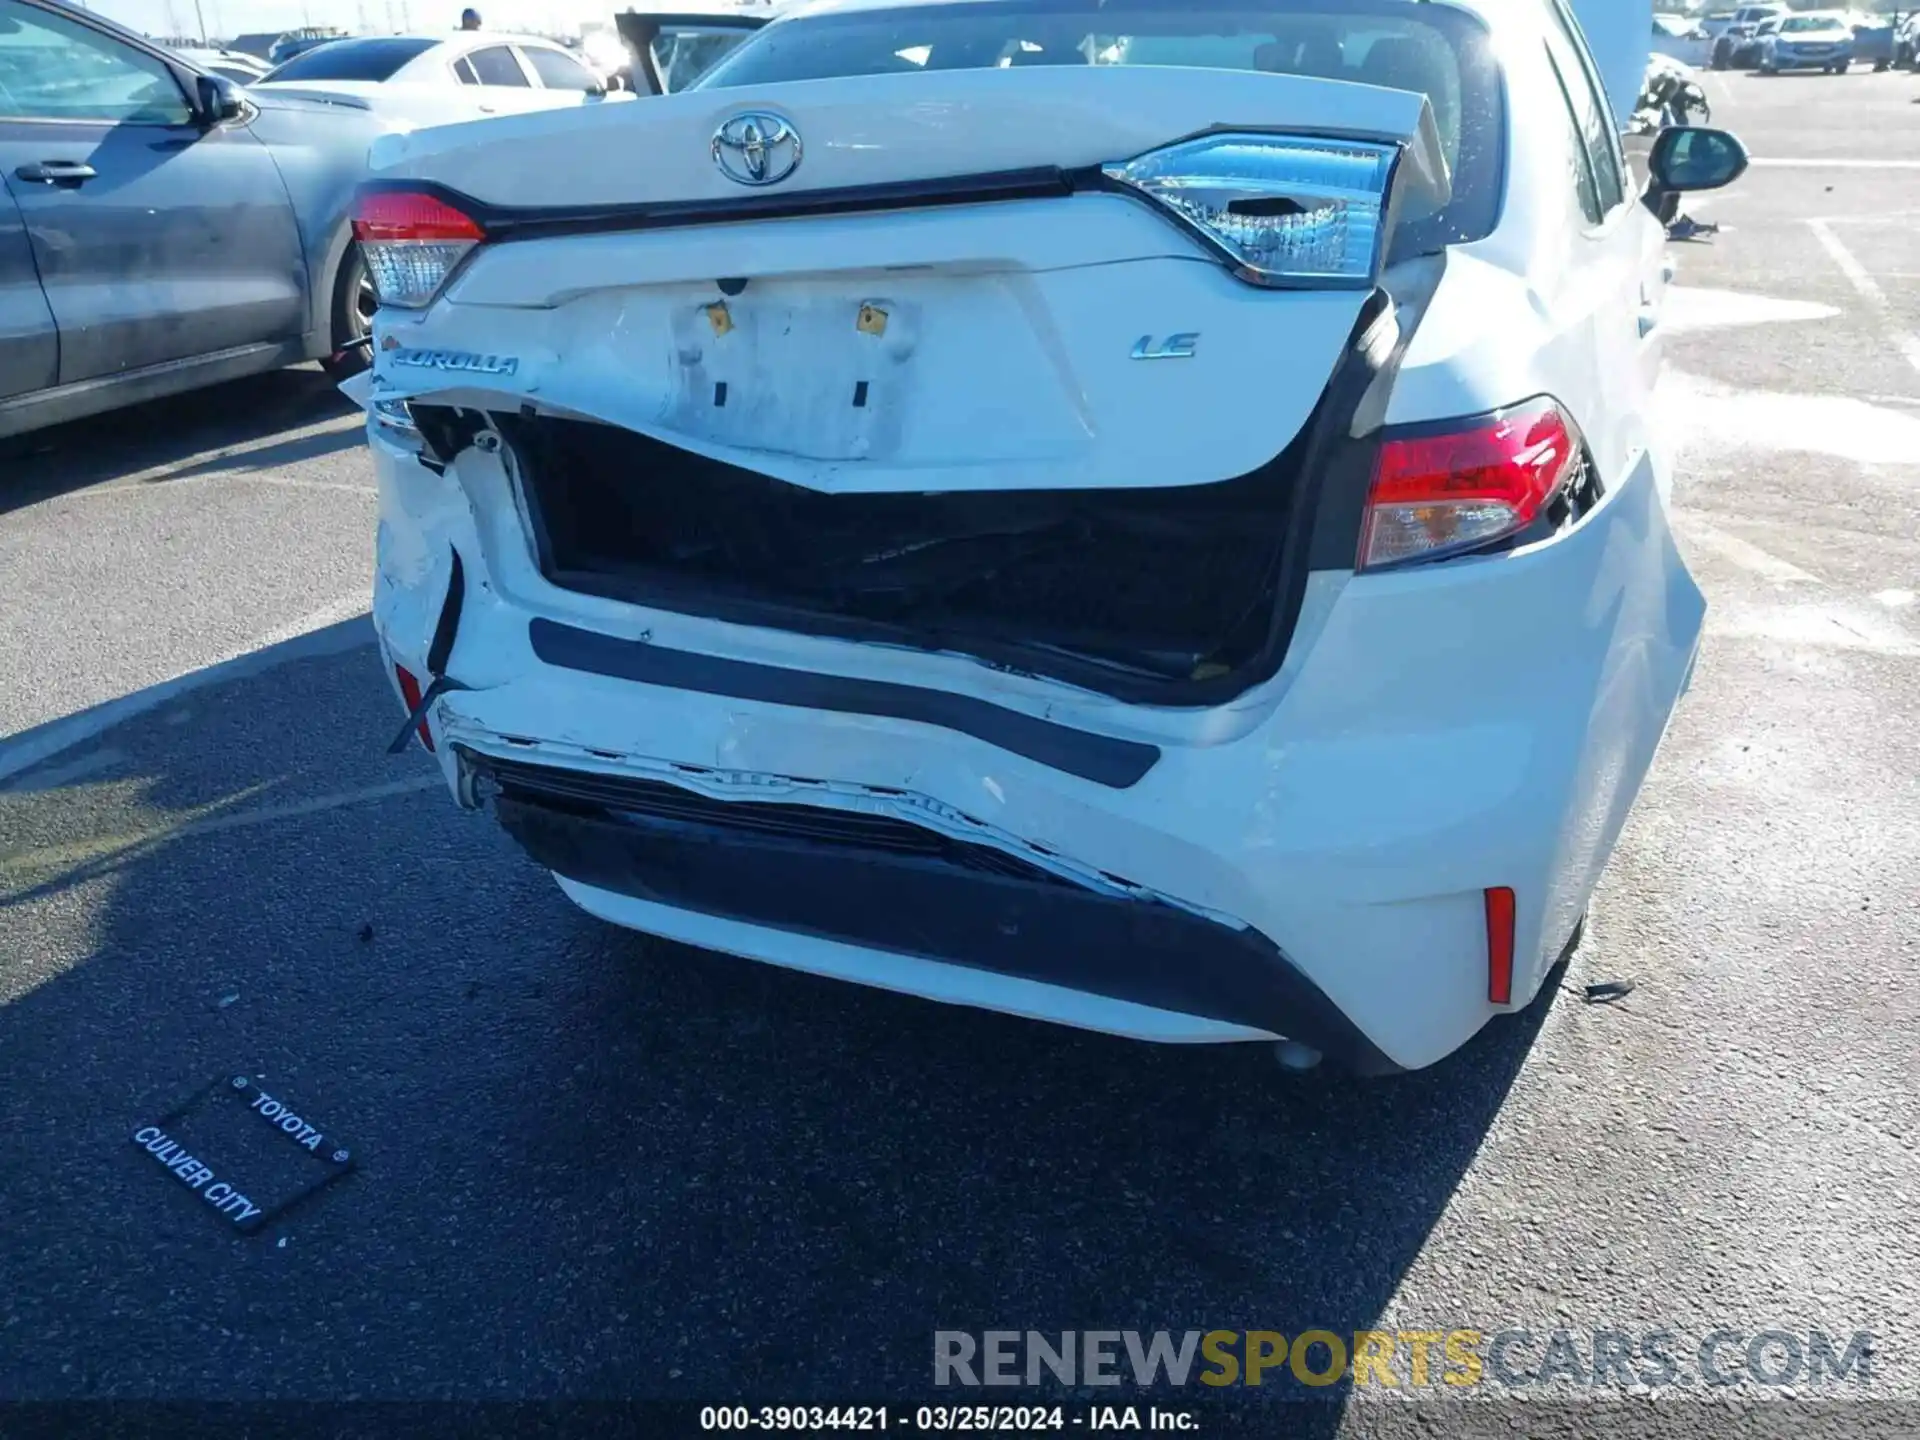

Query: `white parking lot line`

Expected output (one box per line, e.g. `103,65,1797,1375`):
0,776,442,890
1706,599,1920,657
1672,514,1821,585
1753,158,1920,170
251,591,372,650
1806,219,1920,377
51,470,375,503
0,617,373,786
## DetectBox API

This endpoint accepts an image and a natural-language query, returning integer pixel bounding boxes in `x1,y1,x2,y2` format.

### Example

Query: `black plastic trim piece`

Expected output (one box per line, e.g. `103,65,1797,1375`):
387,546,471,756
356,170,1081,246
479,771,1399,1074
527,618,1162,789
1301,263,1445,574
425,545,465,677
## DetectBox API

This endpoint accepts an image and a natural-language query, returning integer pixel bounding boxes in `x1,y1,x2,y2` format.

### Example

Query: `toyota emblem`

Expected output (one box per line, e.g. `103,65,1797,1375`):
712,111,802,187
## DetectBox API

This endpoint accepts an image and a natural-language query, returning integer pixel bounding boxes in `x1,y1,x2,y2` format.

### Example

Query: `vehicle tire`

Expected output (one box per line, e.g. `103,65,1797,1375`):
319,243,375,381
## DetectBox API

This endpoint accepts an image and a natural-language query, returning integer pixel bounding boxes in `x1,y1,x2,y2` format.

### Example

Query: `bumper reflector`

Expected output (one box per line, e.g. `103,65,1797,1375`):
1485,886,1516,1005
394,664,435,753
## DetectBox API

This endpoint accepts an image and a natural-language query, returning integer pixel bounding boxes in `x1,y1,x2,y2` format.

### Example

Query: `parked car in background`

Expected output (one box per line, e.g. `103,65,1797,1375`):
1711,3,1788,67
251,32,622,128
572,28,630,85
267,29,346,66
601,0,778,94
1899,11,1920,68
228,30,290,59
0,0,385,438
1758,11,1856,73
1699,11,1739,40
1843,11,1895,69
353,0,1748,1074
1652,12,1712,66
168,45,272,84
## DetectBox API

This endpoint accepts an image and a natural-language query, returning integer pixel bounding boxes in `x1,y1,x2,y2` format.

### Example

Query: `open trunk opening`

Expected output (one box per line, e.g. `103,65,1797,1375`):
486,411,1318,704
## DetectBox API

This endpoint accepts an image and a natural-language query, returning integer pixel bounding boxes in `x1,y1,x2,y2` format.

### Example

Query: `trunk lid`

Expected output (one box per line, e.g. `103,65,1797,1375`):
368,66,1442,703
249,81,378,110
368,65,1444,212
369,66,1442,492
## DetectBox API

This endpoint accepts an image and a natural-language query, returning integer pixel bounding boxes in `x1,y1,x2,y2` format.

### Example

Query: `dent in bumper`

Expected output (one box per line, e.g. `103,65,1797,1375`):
371,427,1703,1071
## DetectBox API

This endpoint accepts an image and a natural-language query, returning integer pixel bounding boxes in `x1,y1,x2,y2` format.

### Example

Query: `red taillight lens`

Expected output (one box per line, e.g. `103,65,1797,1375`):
394,663,435,753
351,189,484,310
1485,886,1516,1006
351,190,485,244
1358,399,1581,571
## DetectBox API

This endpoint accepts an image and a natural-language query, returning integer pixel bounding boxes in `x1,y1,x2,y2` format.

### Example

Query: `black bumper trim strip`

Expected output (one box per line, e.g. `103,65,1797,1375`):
527,618,1161,789
483,781,1400,1075
358,169,1080,246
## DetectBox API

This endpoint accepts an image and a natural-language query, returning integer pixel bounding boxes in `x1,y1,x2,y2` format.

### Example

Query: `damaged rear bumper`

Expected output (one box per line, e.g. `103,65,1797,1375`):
369,412,1703,1073
468,747,1399,1072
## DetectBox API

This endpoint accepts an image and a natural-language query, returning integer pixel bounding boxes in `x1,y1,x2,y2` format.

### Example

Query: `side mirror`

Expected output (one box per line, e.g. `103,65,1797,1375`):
1648,126,1749,194
195,73,246,126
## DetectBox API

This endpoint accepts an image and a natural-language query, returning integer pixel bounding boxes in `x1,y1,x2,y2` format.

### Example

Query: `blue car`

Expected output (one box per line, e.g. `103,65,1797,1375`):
0,0,385,439
1847,15,1895,70
1757,11,1857,73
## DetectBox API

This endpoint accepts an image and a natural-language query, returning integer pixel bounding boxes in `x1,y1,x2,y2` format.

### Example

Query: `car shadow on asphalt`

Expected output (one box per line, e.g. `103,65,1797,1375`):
0,636,1557,1427
0,368,358,516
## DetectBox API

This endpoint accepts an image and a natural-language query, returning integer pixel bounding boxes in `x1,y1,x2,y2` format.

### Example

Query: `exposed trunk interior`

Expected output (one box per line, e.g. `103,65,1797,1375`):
483,412,1315,702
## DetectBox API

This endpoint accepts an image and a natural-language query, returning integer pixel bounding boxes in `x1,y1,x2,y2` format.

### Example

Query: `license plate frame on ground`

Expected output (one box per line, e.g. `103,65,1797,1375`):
130,1075,354,1234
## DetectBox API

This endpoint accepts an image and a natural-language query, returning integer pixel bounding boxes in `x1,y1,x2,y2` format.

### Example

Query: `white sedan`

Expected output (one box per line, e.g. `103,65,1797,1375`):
251,32,620,129
349,0,1748,1075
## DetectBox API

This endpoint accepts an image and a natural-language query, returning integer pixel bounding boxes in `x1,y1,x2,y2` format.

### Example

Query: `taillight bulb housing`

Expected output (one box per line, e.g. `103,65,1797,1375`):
352,189,484,310
1104,133,1402,288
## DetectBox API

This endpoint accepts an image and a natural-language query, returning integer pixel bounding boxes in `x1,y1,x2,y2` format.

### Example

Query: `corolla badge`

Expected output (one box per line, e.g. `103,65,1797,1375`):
387,347,519,377
712,111,802,186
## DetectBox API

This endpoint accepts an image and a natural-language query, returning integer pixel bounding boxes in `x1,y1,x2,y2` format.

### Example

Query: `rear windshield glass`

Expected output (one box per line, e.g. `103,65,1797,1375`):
263,38,436,82
1779,15,1841,31
694,0,1505,255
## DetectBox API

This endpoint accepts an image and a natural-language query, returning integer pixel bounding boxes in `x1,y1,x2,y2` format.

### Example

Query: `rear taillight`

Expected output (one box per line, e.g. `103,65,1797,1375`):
352,190,484,310
1103,133,1408,288
1357,398,1581,571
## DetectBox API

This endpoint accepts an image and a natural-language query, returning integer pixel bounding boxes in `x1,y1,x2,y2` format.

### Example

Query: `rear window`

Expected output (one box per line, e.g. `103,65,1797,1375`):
1779,15,1841,31
263,37,436,82
522,45,600,90
694,0,1504,255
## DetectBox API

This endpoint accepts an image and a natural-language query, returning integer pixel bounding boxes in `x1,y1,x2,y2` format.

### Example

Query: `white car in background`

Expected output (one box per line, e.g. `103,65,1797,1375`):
251,32,621,129
1651,13,1712,67
351,0,1748,1075
166,44,273,83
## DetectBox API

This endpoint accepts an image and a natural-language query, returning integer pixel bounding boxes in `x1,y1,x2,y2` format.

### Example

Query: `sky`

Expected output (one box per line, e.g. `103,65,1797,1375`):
81,0,608,42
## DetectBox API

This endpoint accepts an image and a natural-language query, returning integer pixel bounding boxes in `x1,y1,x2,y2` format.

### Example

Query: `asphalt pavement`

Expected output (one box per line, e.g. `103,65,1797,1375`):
1,70,1917,1436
